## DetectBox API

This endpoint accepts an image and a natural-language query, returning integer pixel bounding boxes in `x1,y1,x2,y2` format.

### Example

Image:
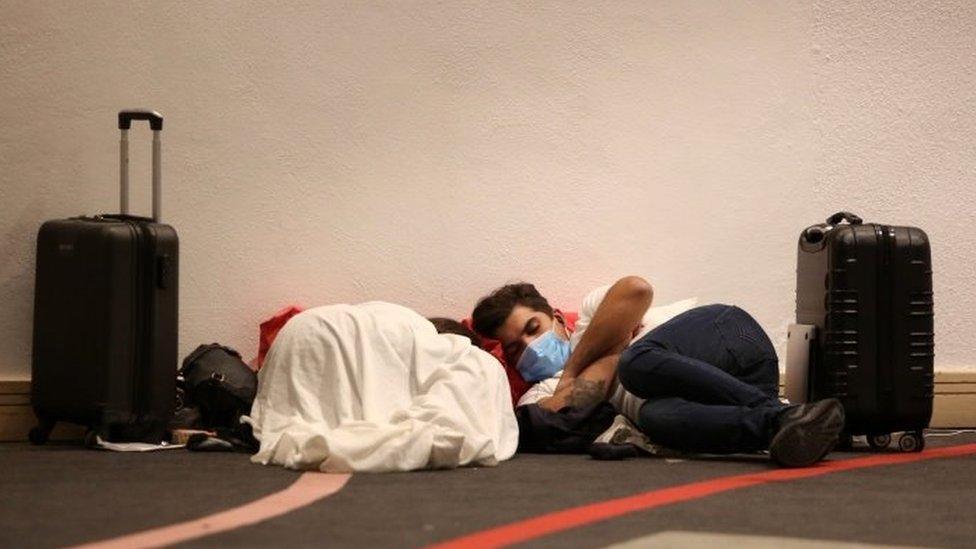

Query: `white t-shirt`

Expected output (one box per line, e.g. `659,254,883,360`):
517,284,698,423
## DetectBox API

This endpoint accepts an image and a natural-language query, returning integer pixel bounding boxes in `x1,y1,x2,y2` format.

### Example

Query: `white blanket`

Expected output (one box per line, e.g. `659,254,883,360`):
244,302,519,473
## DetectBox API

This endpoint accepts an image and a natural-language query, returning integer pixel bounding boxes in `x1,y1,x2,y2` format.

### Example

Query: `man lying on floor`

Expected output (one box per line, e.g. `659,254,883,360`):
471,277,845,468
244,302,518,472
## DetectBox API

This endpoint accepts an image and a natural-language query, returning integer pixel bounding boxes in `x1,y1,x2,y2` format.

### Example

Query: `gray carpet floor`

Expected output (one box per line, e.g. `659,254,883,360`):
3,431,975,548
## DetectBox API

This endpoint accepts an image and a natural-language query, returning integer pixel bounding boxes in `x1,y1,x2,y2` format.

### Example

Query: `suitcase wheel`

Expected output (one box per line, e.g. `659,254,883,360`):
28,423,53,446
84,429,100,447
898,432,925,453
837,433,854,451
867,433,892,450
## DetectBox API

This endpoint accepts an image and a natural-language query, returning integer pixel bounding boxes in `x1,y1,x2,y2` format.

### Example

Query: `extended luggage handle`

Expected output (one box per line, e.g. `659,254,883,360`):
119,110,163,131
827,211,863,226
118,109,163,222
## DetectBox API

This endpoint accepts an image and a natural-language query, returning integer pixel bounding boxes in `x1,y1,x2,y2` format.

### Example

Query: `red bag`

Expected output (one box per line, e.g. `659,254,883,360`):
255,305,304,370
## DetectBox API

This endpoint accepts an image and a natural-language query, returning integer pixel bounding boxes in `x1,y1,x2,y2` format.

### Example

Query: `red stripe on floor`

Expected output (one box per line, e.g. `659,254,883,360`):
428,443,976,549
70,472,351,549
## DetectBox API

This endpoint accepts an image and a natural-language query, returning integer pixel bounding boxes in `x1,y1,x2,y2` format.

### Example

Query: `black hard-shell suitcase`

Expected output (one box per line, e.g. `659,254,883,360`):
30,110,178,444
795,211,933,452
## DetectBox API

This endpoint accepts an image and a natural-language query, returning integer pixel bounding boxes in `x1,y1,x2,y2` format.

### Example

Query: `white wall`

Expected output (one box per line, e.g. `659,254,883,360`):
2,1,974,380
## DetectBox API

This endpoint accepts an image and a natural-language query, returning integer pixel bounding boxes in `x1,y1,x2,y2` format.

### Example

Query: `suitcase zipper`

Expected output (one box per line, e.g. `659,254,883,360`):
875,225,894,403
131,220,147,424
143,224,158,428
125,219,154,429
138,222,157,426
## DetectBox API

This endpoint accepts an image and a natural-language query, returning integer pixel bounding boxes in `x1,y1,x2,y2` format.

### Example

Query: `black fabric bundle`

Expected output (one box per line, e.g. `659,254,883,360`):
515,401,617,454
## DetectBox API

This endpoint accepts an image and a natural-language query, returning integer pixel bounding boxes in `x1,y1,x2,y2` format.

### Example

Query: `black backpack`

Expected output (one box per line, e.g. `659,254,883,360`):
178,343,257,429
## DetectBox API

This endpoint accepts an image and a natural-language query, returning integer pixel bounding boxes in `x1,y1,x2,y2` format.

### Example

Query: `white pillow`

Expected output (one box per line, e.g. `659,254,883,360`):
641,297,700,333
569,284,699,352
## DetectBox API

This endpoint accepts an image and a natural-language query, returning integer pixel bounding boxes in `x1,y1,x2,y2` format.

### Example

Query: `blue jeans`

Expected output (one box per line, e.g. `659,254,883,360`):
617,304,784,454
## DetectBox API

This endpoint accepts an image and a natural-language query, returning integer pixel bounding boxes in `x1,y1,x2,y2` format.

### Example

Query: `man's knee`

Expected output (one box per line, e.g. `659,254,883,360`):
744,358,780,400
617,344,665,393
617,346,639,388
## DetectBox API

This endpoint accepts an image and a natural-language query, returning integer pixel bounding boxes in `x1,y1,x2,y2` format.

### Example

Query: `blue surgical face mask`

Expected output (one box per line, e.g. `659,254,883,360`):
515,328,571,382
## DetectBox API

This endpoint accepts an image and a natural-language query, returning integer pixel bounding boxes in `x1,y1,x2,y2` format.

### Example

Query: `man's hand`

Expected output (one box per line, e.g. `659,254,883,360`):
539,377,607,412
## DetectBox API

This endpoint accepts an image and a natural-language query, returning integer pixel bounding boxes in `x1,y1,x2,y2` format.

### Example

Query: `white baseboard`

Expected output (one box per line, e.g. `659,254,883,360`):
930,372,976,429
2,374,975,442
0,380,85,442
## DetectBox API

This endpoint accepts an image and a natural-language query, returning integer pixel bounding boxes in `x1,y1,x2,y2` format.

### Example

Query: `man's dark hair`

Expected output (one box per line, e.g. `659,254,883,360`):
471,283,554,338
428,317,483,348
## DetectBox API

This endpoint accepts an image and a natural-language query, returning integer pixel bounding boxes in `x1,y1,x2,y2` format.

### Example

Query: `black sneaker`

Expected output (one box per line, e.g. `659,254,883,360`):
588,442,641,460
587,415,684,460
588,415,655,461
769,398,845,468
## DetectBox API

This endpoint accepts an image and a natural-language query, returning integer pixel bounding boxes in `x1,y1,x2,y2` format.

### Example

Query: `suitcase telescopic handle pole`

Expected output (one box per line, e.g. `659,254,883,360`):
118,109,164,221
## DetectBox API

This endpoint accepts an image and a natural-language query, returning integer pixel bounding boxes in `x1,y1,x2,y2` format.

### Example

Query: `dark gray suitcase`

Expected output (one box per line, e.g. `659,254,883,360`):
795,211,933,452
30,110,178,444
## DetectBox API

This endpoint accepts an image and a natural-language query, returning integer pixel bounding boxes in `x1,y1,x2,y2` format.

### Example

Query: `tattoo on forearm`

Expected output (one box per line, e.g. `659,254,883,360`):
567,379,607,408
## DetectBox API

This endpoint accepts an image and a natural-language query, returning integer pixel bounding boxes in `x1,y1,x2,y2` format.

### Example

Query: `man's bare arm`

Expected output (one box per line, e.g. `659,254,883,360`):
554,276,653,393
539,353,620,411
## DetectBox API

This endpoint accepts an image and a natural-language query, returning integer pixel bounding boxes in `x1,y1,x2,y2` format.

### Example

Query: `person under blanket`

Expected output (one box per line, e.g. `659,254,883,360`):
428,317,483,348
244,302,518,473
471,277,845,468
